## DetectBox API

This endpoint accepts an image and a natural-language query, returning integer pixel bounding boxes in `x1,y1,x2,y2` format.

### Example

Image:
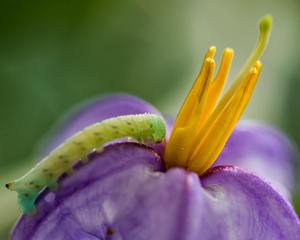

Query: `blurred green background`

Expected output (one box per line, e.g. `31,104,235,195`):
0,0,299,238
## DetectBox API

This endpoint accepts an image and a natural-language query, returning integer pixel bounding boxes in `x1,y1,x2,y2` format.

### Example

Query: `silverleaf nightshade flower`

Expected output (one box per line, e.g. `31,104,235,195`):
7,16,300,239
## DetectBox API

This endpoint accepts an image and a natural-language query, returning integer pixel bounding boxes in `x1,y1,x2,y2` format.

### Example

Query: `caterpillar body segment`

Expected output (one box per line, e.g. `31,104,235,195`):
6,113,166,214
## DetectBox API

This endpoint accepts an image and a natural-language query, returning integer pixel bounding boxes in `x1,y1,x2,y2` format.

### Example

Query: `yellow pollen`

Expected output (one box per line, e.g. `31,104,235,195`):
164,15,272,175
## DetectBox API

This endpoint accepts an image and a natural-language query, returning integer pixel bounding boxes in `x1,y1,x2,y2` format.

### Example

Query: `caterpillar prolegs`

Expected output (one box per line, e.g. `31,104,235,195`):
6,113,166,214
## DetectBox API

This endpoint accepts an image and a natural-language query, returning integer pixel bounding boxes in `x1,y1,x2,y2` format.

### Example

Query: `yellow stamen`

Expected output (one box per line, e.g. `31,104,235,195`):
201,48,234,125
164,57,215,168
164,15,272,174
171,47,216,130
188,62,262,174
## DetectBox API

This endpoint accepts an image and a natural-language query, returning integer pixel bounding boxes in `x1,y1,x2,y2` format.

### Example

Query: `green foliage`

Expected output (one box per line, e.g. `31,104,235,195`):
0,0,192,170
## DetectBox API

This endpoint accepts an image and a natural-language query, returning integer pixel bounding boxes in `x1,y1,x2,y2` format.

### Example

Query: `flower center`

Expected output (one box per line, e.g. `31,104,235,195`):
164,15,272,175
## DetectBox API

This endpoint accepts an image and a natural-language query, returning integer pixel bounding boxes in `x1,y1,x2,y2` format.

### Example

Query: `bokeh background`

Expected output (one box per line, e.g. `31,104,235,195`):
0,0,299,238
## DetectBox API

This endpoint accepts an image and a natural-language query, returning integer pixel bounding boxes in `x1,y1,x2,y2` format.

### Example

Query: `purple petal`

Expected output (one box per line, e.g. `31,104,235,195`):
44,94,162,154
12,144,300,239
11,143,164,240
214,120,296,199
199,166,300,239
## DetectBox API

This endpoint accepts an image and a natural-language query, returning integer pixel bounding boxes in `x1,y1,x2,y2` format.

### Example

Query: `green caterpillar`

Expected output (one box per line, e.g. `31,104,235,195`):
6,113,166,215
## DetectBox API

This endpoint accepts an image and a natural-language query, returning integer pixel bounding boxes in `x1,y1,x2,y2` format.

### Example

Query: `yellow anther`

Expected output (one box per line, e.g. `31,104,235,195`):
164,16,271,175
187,62,262,174
171,56,215,130
164,57,215,168
201,48,234,125
205,46,216,58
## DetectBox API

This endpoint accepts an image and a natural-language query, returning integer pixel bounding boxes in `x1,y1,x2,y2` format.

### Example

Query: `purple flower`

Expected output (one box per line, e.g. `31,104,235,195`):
11,94,300,240
9,16,300,239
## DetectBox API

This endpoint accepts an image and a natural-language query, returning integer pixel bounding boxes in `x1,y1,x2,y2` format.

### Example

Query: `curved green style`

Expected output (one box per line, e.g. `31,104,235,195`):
6,113,166,214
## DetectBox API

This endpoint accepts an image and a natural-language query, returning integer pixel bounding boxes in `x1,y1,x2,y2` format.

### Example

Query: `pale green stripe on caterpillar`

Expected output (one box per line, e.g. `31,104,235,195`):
6,113,166,215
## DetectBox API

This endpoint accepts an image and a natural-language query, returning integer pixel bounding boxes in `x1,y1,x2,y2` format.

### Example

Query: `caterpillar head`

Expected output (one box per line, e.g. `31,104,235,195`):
6,180,38,214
